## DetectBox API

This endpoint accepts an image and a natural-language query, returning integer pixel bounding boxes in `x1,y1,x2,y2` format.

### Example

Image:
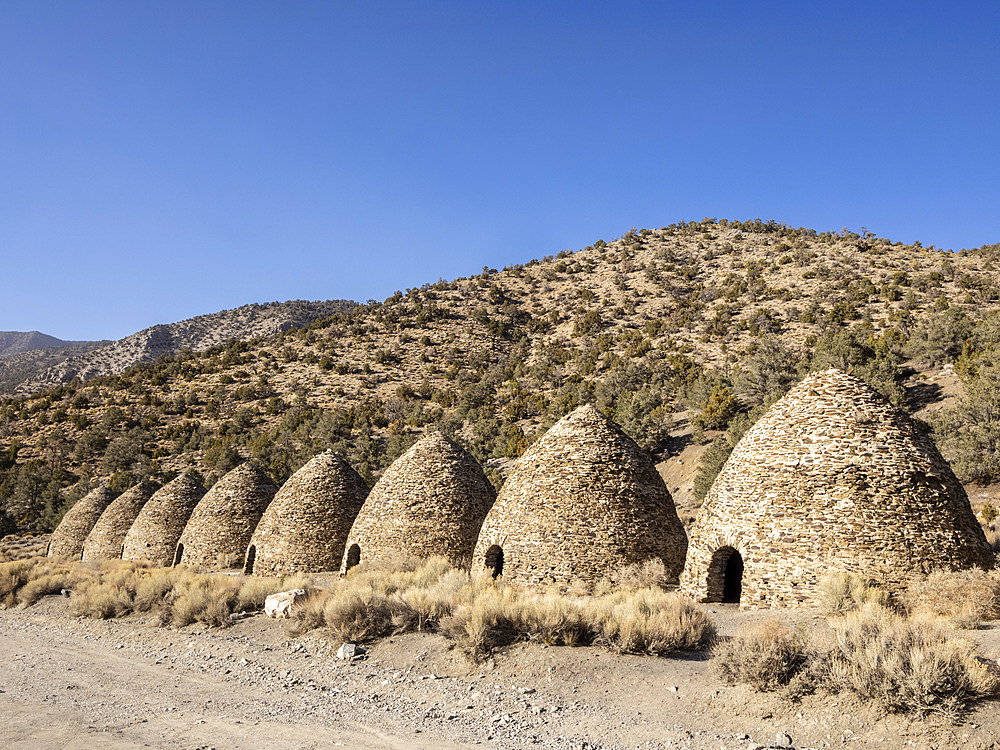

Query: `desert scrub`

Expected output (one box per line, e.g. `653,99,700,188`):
829,604,1000,718
294,556,473,641
594,558,672,594
0,558,314,628
71,577,134,619
713,620,821,695
1,559,40,606
591,589,715,655
902,568,1000,629
446,587,713,662
16,561,94,606
290,558,715,661
1,558,100,608
445,586,597,662
714,606,1000,718
818,571,892,616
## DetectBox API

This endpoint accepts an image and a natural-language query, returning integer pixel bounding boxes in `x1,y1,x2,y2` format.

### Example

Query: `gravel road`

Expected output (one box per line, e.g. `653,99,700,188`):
1,598,996,750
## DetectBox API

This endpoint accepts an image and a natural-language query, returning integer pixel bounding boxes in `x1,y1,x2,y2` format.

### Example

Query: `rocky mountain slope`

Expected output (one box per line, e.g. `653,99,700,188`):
0,331,93,359
2,219,999,534
5,300,356,396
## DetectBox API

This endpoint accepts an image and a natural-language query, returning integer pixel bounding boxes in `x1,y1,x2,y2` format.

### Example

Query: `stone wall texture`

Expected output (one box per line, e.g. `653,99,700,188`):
176,463,277,569
342,433,495,571
47,484,116,561
247,451,369,576
680,368,996,608
474,404,688,591
122,473,205,567
82,481,156,563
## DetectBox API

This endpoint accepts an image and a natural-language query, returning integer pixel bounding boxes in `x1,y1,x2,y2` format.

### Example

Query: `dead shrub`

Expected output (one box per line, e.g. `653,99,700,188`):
818,571,891,615
0,560,35,606
599,558,672,593
902,568,1000,628
169,577,239,627
70,579,133,619
16,561,93,606
236,576,285,613
593,589,715,655
323,587,408,643
713,620,814,692
289,589,331,635
444,585,526,661
446,585,713,662
134,568,189,613
829,604,1000,718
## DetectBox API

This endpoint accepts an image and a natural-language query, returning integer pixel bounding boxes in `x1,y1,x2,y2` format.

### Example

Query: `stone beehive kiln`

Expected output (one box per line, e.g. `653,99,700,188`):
122,472,206,567
342,432,495,571
81,481,156,562
245,451,369,576
175,462,277,569
680,368,995,608
47,484,116,560
474,404,688,590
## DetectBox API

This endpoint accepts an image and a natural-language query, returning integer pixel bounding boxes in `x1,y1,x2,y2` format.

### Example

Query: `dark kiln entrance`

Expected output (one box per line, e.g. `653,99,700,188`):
484,545,504,579
244,545,256,575
723,550,743,603
707,546,743,604
345,543,361,571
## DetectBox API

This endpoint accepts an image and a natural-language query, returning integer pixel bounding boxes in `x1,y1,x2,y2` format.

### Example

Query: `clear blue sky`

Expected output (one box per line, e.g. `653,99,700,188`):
2,2,998,340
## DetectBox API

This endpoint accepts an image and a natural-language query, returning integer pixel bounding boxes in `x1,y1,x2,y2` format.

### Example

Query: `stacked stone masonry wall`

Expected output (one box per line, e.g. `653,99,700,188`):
342,433,495,571
248,451,369,576
176,463,277,569
47,485,116,561
82,481,156,563
680,369,995,608
122,473,205,567
474,404,688,591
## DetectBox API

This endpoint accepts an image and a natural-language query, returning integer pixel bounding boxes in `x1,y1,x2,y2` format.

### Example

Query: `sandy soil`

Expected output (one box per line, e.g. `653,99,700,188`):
1,599,998,750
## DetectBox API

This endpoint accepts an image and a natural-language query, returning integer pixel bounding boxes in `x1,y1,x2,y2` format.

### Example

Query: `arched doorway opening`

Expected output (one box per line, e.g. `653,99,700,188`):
172,543,184,567
244,545,256,575
484,544,504,579
722,550,743,603
706,546,743,604
345,543,361,572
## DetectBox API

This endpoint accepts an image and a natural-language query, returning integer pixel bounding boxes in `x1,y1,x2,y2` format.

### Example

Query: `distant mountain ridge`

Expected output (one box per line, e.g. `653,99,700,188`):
2,300,356,395
0,331,97,359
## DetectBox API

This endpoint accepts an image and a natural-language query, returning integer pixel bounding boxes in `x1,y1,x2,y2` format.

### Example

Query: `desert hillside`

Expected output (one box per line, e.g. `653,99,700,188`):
2,218,999,534
0,331,97,359
2,300,356,396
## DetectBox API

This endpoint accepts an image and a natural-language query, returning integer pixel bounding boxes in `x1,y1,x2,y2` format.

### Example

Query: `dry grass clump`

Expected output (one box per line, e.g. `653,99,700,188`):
818,571,891,615
713,621,821,696
444,586,597,661
445,587,713,662
1,557,314,628
1,558,99,608
594,558,672,594
294,556,471,642
287,558,714,662
1,559,38,606
829,604,1000,718
591,589,715,655
71,578,135,619
713,605,1000,719
902,568,1000,629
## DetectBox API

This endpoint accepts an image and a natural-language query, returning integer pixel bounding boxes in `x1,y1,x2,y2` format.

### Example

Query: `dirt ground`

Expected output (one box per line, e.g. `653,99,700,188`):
2,599,999,750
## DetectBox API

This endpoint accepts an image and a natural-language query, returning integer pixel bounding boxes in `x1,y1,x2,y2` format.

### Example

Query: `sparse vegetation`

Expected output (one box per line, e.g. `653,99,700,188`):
818,571,892,616
2,219,1000,546
715,605,1000,719
902,568,1000,629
